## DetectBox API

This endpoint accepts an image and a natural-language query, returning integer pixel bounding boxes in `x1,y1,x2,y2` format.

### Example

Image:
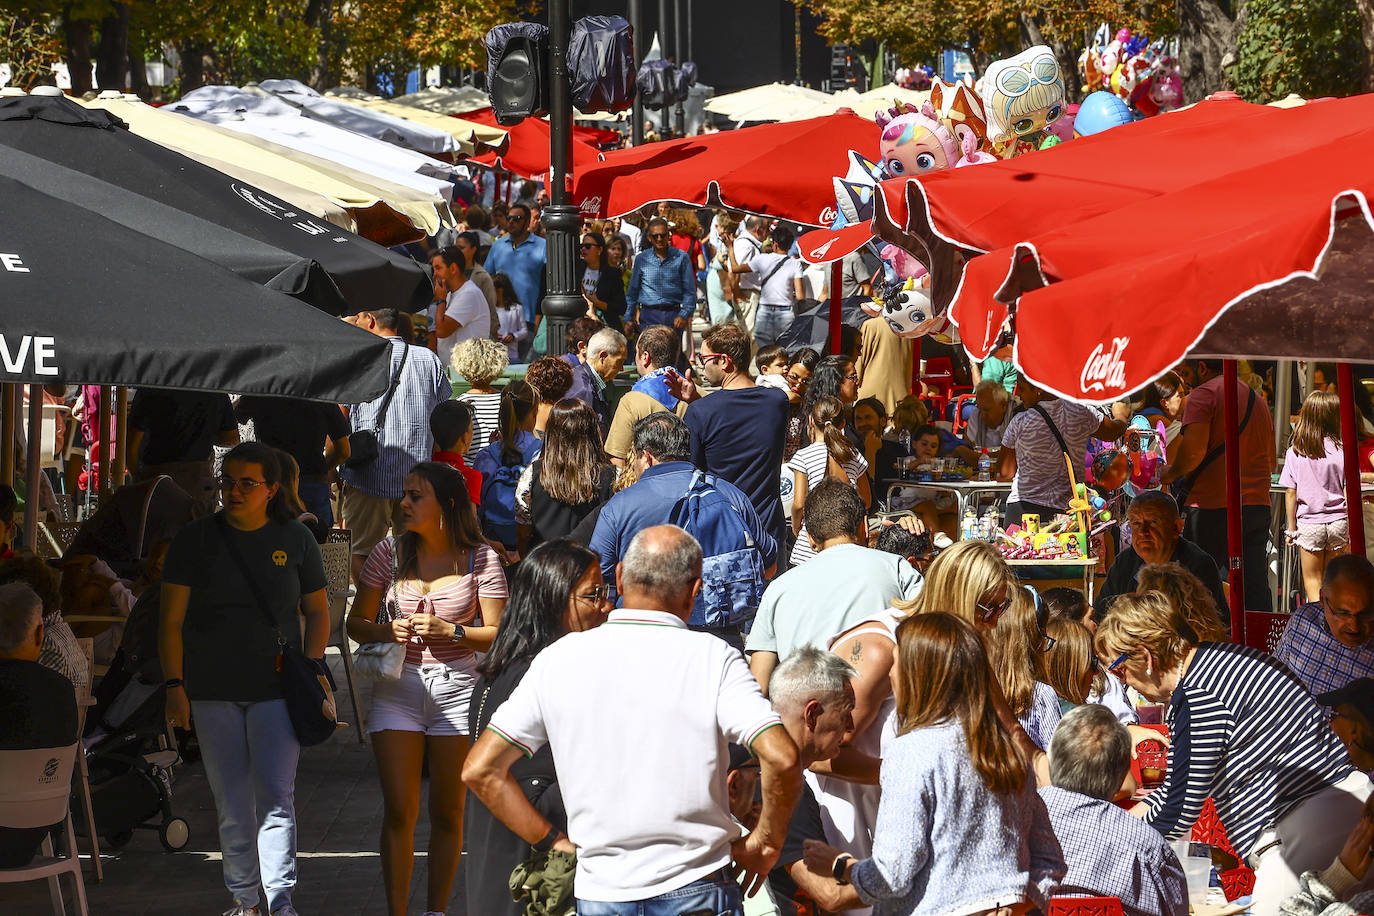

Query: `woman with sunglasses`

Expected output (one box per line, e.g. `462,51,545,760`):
987,588,1062,751
160,442,330,916
463,538,610,916
1096,591,1368,916
578,231,627,334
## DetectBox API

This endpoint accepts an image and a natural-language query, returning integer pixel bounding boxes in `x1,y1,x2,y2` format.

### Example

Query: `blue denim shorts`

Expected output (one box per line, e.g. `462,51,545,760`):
575,867,742,916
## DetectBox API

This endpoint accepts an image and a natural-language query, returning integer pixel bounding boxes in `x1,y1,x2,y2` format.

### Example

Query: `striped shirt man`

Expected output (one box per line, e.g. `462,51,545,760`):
1143,641,1356,857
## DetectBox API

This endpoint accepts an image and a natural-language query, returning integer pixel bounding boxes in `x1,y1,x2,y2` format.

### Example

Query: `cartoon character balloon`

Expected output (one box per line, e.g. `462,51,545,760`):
875,103,963,178
981,46,1066,157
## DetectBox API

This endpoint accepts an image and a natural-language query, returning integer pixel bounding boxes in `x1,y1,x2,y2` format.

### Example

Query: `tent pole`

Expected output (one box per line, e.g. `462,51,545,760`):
1338,363,1365,556
98,387,112,500
1222,360,1246,642
113,387,129,490
23,385,41,549
1274,360,1292,461
829,261,842,356
0,385,13,487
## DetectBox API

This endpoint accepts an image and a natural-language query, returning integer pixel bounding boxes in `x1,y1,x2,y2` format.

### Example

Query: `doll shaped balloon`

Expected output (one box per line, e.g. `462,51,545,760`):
981,46,1066,157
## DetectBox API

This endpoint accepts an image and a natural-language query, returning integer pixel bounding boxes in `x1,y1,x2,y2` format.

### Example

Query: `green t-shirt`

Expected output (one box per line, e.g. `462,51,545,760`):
981,355,1019,395
163,514,327,703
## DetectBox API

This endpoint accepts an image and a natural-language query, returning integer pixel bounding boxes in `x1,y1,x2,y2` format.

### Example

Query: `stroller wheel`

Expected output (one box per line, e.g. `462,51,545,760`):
105,830,134,849
160,817,190,852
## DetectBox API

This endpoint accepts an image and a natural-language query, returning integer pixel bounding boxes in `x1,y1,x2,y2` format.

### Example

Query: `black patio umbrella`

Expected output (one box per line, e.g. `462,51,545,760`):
0,173,392,403
775,295,871,353
1,145,350,314
0,95,432,315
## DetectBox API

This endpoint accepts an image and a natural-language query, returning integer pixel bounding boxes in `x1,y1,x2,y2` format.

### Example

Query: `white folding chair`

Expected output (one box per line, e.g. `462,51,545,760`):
0,742,89,916
320,538,366,742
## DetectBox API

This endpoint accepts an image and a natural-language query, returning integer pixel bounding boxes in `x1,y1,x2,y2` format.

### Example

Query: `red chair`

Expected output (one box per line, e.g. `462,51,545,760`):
1048,897,1126,916
952,393,978,435
1190,797,1256,901
920,356,975,423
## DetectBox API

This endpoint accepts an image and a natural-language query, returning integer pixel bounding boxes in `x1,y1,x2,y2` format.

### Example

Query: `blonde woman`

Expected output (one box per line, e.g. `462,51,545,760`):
452,338,510,460
1096,591,1367,916
986,588,1061,750
1134,562,1229,642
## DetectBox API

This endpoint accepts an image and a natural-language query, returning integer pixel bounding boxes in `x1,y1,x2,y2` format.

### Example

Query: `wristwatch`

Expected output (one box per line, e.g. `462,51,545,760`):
450,624,466,644
832,854,853,885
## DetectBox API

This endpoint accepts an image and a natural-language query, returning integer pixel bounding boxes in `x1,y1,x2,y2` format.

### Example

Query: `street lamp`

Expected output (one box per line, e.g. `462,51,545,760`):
674,0,685,135
540,0,585,358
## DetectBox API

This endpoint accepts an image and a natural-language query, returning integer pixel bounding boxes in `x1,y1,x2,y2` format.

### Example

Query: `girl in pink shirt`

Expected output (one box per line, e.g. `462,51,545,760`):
1281,390,1348,602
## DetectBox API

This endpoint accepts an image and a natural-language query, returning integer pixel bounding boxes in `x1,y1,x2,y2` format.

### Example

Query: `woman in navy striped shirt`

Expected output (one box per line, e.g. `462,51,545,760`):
1096,591,1371,916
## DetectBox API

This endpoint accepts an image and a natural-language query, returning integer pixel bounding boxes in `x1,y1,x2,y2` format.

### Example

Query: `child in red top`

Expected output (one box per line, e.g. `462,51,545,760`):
430,401,482,508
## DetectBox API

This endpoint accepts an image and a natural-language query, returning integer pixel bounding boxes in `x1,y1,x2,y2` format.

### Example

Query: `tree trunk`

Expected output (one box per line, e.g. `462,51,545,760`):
1017,12,1082,104
305,0,334,91
95,3,129,92
1356,0,1374,90
127,44,149,99
177,40,208,94
1177,0,1240,100
62,14,93,95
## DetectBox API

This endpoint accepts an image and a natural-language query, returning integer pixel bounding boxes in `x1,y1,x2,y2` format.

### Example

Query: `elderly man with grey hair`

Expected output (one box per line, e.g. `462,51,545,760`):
575,326,627,434
964,379,1015,452
464,524,802,915
1039,704,1188,916
0,581,79,867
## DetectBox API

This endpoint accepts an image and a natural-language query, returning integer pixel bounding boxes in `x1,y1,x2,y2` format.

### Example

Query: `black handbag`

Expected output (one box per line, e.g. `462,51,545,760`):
215,515,340,746
345,342,408,470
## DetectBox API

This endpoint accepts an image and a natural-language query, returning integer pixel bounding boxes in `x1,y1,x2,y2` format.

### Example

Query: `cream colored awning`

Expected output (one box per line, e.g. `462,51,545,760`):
325,86,508,156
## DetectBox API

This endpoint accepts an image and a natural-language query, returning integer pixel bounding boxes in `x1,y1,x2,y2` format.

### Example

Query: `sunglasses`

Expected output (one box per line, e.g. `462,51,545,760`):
977,593,1013,623
692,354,728,367
1106,652,1130,675
576,584,610,603
580,242,599,249
649,232,671,240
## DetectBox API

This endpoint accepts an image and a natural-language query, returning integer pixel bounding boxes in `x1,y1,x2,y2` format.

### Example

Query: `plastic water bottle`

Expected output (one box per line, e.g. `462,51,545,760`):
899,428,912,456
977,448,993,481
960,505,977,541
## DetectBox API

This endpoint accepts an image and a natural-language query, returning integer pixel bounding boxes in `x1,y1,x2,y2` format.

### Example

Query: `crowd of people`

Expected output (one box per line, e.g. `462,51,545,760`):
4,184,1374,916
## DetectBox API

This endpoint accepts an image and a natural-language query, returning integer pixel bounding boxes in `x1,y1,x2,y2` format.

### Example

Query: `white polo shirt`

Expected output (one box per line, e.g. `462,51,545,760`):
488,608,783,902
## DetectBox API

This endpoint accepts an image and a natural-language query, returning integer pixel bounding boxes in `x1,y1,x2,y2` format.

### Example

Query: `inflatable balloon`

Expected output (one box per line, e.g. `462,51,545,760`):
1074,91,1132,136
875,102,962,177
1043,103,1078,143
981,46,1065,157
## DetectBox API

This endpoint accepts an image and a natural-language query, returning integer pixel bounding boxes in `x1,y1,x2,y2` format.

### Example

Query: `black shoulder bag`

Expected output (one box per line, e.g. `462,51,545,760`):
215,515,340,746
1170,386,1257,506
345,342,409,470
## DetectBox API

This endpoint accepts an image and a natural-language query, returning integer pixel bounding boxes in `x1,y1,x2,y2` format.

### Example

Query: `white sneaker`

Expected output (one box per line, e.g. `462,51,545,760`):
222,904,259,916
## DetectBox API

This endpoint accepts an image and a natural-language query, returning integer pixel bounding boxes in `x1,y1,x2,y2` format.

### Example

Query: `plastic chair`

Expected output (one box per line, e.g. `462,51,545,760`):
952,393,978,435
0,742,88,916
1191,797,1256,901
1048,897,1125,916
320,538,366,743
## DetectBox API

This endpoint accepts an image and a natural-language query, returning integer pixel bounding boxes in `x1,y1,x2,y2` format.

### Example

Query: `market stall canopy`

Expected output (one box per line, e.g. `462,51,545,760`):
702,82,839,124
574,111,879,225
0,173,392,401
849,84,933,119
172,87,460,191
462,107,604,182
85,94,448,244
869,92,1374,403
457,105,622,148
392,85,492,116
0,94,431,314
258,78,461,157
325,85,509,155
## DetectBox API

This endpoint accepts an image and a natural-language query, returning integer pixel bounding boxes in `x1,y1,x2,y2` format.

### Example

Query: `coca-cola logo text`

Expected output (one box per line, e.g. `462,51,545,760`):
1080,337,1129,394
818,205,837,225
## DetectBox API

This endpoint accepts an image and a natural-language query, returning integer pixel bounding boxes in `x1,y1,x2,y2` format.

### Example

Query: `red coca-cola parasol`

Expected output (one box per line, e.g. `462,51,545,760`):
572,111,879,223
462,108,605,182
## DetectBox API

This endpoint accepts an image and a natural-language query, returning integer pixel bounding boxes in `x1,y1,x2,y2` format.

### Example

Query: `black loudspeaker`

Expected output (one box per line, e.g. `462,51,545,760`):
569,15,636,114
635,59,676,110
679,61,699,88
484,22,550,126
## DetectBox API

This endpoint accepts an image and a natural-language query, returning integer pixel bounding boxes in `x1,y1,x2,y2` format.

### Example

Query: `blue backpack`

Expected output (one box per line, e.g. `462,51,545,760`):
475,434,541,547
668,471,766,629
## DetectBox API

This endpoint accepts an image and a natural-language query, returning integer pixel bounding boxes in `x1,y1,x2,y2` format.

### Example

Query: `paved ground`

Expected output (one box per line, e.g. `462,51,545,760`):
2,657,472,916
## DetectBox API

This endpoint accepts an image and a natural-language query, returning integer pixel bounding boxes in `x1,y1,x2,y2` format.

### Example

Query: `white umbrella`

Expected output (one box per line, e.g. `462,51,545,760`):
703,82,839,124
321,85,509,155
391,85,491,115
256,78,459,156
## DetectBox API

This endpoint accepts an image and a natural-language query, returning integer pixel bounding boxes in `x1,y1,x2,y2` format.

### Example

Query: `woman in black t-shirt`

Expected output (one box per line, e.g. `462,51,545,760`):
161,442,329,916
515,400,617,552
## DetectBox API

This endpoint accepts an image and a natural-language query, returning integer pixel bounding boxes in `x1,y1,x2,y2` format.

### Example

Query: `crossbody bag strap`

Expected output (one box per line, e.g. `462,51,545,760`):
214,514,285,646
1184,385,1258,487
1031,404,1072,457
759,256,791,288
372,341,410,433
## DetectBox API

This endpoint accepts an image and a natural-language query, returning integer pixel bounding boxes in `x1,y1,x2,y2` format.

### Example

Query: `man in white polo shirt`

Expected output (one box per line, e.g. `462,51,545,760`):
463,525,802,915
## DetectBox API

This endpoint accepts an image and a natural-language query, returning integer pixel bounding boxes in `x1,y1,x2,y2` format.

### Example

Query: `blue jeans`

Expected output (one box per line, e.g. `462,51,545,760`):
637,304,681,331
193,699,301,912
753,303,794,348
576,868,742,915
297,477,333,531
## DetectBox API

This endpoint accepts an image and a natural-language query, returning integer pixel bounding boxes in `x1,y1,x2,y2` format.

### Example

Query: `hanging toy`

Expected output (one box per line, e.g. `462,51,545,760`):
981,46,1066,157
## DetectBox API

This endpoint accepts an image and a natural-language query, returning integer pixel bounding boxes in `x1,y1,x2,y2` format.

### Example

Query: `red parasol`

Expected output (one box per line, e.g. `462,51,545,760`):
462,108,604,182
572,111,879,223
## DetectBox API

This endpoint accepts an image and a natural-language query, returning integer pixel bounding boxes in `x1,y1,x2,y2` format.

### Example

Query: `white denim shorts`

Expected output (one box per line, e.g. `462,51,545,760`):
366,662,476,737
1296,518,1349,552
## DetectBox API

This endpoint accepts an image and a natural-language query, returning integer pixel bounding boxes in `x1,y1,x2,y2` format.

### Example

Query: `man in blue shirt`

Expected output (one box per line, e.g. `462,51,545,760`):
627,217,695,332
590,412,777,640
484,202,547,336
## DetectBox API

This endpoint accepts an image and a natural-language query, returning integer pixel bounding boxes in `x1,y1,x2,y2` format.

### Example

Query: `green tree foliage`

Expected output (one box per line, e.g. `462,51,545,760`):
1231,0,1366,100
0,11,63,89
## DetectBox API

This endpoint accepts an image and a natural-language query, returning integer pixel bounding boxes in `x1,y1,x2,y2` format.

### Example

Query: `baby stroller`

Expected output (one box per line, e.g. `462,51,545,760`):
77,587,190,852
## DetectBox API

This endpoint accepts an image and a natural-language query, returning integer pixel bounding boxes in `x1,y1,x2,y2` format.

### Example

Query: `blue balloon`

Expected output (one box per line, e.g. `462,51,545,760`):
1075,91,1133,137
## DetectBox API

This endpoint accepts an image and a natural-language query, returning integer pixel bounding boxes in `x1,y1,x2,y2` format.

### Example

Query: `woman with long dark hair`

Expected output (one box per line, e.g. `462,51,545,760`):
804,612,1063,914
579,231,627,334
473,380,542,552
783,346,823,460
346,462,509,916
161,441,330,916
463,538,611,916
516,399,617,552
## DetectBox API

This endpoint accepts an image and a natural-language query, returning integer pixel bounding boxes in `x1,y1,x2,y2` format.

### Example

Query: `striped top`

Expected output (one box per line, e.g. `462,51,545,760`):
359,538,508,667
1143,641,1356,857
458,390,503,461
787,440,868,567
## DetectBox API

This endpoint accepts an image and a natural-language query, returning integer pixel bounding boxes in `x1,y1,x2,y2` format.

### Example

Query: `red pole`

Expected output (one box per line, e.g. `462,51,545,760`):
1338,363,1365,556
829,261,843,356
1223,360,1246,642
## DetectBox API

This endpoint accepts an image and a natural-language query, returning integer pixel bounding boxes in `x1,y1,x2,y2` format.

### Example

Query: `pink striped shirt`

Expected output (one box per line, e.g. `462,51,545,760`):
360,538,508,666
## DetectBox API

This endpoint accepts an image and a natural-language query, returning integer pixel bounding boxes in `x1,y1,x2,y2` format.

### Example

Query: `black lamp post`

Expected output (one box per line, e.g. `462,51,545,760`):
673,0,685,135
540,0,585,358
629,0,644,145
